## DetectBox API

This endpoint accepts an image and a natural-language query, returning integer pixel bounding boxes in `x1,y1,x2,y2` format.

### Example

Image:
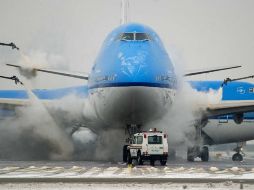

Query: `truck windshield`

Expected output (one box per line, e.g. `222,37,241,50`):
148,135,162,144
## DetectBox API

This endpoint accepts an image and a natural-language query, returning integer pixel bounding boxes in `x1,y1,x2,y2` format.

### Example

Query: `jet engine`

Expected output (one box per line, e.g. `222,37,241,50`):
233,113,244,124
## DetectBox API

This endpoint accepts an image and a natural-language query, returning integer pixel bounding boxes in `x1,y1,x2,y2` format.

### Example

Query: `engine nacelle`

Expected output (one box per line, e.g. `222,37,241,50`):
233,113,244,124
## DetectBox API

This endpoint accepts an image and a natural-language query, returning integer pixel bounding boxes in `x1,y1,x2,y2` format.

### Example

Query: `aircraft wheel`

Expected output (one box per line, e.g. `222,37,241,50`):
232,153,243,161
201,146,209,162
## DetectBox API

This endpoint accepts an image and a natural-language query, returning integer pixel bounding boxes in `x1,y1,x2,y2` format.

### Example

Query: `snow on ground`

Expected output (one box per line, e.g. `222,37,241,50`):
0,159,254,189
0,164,253,179
0,182,254,190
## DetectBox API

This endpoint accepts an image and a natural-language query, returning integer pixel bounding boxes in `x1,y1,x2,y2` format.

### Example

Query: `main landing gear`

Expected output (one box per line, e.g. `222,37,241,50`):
187,122,209,162
232,143,245,162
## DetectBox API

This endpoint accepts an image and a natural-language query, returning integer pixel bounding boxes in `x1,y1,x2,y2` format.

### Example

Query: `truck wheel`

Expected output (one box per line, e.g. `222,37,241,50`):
150,160,155,166
160,160,167,166
127,152,132,165
123,145,128,162
137,152,143,165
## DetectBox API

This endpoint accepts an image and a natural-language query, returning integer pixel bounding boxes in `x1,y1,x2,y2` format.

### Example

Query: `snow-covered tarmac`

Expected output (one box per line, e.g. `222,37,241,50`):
0,158,254,189
0,163,253,181
0,182,253,190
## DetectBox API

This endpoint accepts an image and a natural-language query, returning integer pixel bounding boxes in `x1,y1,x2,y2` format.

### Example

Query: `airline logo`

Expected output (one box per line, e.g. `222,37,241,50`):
237,87,246,94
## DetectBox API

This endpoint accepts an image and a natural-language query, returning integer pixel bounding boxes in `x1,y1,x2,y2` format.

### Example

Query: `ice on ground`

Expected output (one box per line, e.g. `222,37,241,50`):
0,182,254,190
0,164,253,180
210,167,219,172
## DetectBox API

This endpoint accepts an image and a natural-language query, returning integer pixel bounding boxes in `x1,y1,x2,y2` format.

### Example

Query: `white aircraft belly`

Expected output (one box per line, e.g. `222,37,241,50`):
203,119,254,144
88,86,175,128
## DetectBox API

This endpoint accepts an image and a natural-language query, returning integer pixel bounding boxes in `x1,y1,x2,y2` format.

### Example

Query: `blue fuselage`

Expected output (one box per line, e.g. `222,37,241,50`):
88,23,177,90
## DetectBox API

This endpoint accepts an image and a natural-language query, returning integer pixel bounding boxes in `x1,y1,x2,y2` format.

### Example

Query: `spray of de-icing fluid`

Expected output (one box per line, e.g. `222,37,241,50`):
0,51,127,161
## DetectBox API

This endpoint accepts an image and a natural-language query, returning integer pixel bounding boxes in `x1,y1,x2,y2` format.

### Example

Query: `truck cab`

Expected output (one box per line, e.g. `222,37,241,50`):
126,128,168,166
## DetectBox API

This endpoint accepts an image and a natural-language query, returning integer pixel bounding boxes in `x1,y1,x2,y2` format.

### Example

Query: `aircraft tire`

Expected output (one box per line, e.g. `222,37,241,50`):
187,147,195,162
201,146,209,162
232,153,243,161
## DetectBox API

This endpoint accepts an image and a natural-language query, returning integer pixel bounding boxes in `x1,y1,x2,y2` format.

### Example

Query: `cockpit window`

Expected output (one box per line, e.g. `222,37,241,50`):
135,33,150,41
120,33,134,41
119,33,151,41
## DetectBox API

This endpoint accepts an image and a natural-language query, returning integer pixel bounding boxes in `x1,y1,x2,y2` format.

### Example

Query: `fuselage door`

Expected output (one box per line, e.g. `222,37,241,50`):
218,115,229,124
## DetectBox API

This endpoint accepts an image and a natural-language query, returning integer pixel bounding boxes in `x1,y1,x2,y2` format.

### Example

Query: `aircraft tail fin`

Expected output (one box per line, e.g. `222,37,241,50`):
121,0,129,25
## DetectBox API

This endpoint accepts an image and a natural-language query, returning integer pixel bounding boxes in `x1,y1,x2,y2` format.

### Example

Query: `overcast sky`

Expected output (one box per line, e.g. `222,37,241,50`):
0,0,254,89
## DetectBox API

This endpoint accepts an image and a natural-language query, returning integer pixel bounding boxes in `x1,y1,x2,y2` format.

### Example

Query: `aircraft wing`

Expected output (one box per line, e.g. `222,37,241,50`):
6,64,89,80
0,99,29,114
0,99,29,106
0,98,35,121
0,85,88,110
205,101,254,117
184,65,241,76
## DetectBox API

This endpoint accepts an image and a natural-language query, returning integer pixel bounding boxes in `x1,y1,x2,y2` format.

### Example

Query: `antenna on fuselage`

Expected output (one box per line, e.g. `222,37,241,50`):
121,0,129,25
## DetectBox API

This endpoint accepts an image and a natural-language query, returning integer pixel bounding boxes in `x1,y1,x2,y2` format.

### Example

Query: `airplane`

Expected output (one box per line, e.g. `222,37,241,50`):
0,0,254,162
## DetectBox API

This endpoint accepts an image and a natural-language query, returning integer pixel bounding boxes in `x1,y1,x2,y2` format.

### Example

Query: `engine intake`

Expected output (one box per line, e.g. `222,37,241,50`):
233,113,244,124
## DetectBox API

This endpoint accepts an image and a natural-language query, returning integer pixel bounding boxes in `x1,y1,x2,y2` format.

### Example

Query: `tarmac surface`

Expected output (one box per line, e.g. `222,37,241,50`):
0,155,254,189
